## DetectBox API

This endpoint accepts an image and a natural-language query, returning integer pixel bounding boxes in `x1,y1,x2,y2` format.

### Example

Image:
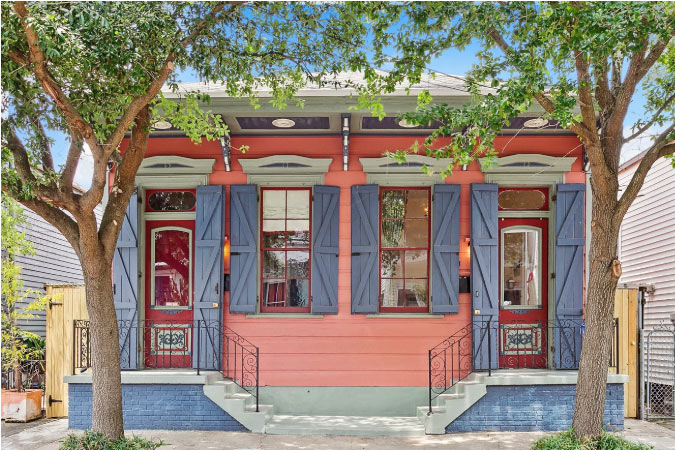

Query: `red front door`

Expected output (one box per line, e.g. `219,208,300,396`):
144,219,195,368
498,218,548,369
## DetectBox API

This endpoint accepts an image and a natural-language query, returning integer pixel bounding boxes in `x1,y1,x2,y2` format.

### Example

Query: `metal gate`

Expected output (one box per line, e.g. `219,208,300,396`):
641,323,675,419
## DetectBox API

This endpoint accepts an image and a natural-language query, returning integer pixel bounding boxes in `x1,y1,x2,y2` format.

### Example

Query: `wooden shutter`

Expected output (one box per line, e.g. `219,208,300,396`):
432,184,461,314
193,185,225,370
470,184,499,370
230,185,258,314
113,193,139,369
554,183,585,368
351,185,379,314
312,186,340,314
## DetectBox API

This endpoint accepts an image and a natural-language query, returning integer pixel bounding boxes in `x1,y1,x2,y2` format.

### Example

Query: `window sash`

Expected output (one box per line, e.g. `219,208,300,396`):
260,187,312,313
379,187,431,313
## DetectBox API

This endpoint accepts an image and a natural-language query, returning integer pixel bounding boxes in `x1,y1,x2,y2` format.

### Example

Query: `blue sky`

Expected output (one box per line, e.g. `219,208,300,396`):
53,41,657,189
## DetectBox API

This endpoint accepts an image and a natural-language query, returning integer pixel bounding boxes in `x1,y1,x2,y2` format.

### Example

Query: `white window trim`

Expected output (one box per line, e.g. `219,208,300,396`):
241,155,332,186
500,225,543,311
360,155,452,186
480,154,576,174
150,226,193,311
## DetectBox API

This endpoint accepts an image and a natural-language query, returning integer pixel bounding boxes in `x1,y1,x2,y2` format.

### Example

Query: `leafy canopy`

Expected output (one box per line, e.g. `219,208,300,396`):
349,2,675,176
1,1,368,200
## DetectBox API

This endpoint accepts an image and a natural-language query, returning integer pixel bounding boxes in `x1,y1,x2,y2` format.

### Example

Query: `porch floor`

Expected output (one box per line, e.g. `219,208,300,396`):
266,414,426,436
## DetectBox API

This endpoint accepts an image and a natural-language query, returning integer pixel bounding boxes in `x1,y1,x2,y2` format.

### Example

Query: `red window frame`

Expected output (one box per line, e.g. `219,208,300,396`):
259,187,312,313
379,186,431,313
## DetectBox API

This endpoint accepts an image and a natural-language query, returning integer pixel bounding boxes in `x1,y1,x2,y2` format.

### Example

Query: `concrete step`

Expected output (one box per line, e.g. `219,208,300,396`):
266,415,426,437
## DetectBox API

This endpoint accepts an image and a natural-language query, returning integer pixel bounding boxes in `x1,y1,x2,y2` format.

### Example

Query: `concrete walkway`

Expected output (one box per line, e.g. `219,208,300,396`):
3,419,675,450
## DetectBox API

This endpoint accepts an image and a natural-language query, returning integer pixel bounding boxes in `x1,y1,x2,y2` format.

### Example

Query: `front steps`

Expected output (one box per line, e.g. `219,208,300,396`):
416,373,488,434
205,375,487,435
203,380,274,432
266,415,425,436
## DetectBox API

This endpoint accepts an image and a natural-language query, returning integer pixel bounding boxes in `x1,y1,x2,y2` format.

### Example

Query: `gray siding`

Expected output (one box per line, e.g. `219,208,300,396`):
619,157,675,385
15,205,102,338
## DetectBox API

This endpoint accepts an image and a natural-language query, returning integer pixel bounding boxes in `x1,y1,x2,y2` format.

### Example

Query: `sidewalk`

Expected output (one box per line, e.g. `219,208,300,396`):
3,419,674,450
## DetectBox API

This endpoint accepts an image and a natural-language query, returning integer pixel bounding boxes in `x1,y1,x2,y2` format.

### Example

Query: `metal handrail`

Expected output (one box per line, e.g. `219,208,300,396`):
427,318,620,414
73,319,260,412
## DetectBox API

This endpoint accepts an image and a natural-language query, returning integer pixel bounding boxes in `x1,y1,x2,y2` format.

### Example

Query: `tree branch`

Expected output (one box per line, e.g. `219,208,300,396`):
607,39,668,146
593,57,613,112
101,2,230,155
99,107,151,262
624,91,675,142
615,123,675,222
59,129,83,194
12,2,103,156
1,183,81,257
487,27,595,142
30,115,55,172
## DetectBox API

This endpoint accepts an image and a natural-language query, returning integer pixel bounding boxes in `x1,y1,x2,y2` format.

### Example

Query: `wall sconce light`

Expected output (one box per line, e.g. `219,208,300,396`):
461,164,468,171
219,136,231,172
465,237,471,247
223,235,230,266
341,113,351,171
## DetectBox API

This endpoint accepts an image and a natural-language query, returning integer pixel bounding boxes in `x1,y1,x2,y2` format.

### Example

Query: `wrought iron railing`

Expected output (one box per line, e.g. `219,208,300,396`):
428,324,472,413
427,318,620,413
73,319,260,411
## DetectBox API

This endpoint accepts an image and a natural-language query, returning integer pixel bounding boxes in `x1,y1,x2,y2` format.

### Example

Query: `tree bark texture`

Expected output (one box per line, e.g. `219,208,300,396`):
571,187,620,438
82,260,124,439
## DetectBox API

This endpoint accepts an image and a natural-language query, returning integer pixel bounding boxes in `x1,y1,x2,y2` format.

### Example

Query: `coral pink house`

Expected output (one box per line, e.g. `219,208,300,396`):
66,74,627,435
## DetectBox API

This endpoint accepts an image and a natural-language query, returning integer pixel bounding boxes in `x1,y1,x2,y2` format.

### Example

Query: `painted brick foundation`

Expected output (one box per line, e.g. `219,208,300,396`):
68,384,247,431
446,384,624,433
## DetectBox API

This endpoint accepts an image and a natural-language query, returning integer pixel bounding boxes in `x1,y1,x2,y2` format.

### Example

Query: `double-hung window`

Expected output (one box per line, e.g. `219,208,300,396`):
260,187,312,313
379,187,431,312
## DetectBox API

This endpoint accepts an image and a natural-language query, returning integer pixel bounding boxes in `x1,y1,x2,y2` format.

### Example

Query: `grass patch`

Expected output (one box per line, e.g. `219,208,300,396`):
533,429,652,450
60,431,163,450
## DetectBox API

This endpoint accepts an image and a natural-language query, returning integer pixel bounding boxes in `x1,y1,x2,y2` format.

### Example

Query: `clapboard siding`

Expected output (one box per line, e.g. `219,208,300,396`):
619,157,675,386
141,133,586,387
14,205,102,338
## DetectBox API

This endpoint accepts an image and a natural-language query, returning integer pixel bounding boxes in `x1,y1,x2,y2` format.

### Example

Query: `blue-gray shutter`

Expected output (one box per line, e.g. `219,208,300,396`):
113,193,139,369
470,184,499,370
312,186,340,314
554,184,585,369
230,185,258,314
193,185,225,370
351,185,379,314
432,184,461,314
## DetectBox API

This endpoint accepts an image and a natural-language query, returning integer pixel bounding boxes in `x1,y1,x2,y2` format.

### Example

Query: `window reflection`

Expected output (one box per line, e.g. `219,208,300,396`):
501,228,541,308
148,191,196,211
153,228,191,308
261,188,311,310
380,188,430,310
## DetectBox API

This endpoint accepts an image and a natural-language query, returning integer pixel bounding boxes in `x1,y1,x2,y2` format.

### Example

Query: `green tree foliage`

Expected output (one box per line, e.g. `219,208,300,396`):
0,1,370,438
350,1,674,439
1,195,48,392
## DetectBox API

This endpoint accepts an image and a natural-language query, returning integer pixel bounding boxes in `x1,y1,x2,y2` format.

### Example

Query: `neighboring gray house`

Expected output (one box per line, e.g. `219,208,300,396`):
15,186,103,338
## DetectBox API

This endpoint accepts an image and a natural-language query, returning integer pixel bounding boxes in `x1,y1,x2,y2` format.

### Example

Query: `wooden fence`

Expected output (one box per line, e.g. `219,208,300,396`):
613,288,639,418
45,284,88,418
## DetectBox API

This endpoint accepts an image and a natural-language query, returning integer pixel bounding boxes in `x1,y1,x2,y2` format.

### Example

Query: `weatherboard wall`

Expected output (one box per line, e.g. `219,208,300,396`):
131,134,585,387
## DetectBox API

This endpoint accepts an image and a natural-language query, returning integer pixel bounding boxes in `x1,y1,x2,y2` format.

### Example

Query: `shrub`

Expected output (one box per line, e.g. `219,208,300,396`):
533,429,652,450
60,431,163,450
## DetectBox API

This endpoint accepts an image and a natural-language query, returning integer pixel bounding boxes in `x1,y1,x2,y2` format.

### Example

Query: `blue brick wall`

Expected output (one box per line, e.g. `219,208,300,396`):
69,384,248,431
446,383,624,433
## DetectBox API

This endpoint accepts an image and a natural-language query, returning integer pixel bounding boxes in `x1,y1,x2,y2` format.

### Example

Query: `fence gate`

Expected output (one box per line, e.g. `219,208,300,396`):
641,324,675,419
45,284,88,418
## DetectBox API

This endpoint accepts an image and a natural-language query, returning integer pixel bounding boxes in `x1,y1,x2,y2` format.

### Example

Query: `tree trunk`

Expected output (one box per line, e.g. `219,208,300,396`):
571,195,620,438
14,364,23,392
82,260,124,439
